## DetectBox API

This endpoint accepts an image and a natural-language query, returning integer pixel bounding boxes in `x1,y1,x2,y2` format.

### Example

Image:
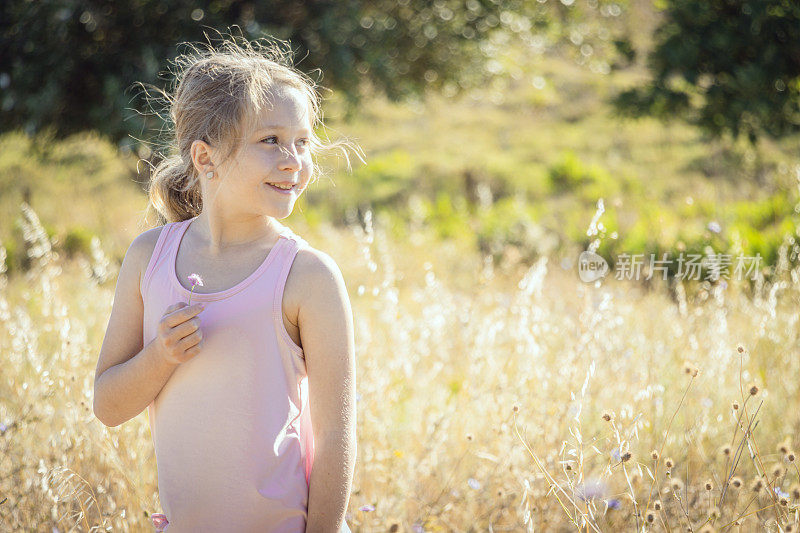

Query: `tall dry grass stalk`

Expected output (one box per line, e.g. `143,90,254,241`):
1,202,799,531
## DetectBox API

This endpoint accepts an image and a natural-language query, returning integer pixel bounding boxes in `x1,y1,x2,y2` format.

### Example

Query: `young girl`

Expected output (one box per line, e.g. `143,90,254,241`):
92,37,358,532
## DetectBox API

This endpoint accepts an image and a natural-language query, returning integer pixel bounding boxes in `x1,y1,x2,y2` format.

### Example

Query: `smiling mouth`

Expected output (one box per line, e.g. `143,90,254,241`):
265,182,296,191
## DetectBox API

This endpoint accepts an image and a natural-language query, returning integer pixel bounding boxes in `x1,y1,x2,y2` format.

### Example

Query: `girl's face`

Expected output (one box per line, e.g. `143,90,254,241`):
210,86,314,220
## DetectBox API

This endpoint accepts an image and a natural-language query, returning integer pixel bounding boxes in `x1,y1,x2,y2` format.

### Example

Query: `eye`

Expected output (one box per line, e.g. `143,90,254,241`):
297,138,309,147
261,136,278,144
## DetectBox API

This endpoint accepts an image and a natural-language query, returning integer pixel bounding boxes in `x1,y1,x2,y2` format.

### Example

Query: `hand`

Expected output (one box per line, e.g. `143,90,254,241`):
154,302,205,365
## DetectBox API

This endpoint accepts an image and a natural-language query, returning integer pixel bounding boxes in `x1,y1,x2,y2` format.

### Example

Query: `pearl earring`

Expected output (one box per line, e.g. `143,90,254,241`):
206,170,214,179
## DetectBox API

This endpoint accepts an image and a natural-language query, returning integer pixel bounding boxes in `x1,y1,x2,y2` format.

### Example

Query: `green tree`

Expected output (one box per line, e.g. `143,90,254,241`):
0,0,531,146
611,0,800,145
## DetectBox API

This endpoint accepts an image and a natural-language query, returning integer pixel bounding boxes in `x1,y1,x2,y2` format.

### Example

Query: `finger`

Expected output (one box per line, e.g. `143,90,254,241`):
162,302,187,317
182,341,203,359
179,330,203,350
165,303,204,328
173,319,199,340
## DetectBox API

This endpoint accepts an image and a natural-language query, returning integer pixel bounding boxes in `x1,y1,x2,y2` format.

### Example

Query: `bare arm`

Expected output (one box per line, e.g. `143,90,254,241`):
297,249,357,533
93,229,205,427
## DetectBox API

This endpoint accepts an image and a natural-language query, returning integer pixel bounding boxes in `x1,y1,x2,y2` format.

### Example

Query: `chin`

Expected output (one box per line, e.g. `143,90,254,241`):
269,206,295,220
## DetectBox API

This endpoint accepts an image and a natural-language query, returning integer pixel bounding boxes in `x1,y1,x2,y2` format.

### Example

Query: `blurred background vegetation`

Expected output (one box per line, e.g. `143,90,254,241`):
1,0,799,285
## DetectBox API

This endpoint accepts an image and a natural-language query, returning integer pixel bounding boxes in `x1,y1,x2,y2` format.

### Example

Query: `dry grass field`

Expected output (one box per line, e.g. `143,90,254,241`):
2,201,800,532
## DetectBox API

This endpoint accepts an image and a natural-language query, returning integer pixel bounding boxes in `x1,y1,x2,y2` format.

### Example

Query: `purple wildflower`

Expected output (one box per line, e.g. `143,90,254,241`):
468,478,481,490
577,478,608,501
359,504,375,512
187,273,204,305
774,487,790,499
151,513,169,532
607,499,621,510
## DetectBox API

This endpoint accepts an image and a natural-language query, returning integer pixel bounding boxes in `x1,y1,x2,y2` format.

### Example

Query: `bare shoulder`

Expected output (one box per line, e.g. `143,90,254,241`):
285,245,350,312
126,226,166,286
293,246,344,279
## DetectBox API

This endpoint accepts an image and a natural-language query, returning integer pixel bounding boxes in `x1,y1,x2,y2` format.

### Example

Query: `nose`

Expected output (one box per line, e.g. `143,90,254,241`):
278,144,302,173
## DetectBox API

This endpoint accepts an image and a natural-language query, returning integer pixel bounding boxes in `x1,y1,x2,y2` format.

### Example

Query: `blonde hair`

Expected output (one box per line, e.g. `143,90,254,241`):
139,31,363,224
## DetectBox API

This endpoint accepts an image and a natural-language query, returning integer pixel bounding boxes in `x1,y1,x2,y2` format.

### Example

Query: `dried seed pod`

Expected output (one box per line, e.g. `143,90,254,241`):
651,449,660,461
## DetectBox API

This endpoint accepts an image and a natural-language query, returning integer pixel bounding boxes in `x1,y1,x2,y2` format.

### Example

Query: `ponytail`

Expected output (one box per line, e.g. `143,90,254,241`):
147,154,202,224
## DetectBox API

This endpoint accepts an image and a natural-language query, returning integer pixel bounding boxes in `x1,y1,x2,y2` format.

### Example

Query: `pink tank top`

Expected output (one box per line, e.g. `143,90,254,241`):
140,216,322,532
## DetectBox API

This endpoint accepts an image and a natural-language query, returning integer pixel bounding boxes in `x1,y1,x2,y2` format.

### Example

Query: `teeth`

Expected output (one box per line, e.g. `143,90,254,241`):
268,183,293,190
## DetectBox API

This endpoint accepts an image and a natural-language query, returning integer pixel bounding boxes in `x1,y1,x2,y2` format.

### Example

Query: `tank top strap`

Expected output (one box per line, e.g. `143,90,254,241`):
274,227,309,275
274,224,309,259
140,219,185,298
271,224,309,358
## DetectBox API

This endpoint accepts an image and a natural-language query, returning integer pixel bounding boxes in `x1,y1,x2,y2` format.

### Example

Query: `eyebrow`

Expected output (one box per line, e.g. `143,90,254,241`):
256,125,311,135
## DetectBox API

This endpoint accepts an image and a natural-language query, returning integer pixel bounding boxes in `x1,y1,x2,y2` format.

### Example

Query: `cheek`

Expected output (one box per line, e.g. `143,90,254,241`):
300,155,314,181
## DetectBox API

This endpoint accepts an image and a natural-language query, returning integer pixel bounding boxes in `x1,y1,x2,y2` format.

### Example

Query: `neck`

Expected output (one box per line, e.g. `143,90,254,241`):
191,211,281,253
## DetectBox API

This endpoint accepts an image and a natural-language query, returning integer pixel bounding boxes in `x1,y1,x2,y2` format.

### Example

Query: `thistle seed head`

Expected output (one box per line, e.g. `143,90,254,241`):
651,449,660,461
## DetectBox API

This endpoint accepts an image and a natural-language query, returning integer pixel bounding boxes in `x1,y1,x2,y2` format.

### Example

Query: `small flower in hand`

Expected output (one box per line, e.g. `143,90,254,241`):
151,513,169,531
187,273,204,305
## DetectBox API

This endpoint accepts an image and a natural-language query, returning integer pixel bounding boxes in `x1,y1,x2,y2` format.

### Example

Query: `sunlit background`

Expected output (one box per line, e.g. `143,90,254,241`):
1,0,799,531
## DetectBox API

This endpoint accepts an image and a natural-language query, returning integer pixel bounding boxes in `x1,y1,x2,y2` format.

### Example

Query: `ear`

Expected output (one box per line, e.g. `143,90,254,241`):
190,139,216,174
